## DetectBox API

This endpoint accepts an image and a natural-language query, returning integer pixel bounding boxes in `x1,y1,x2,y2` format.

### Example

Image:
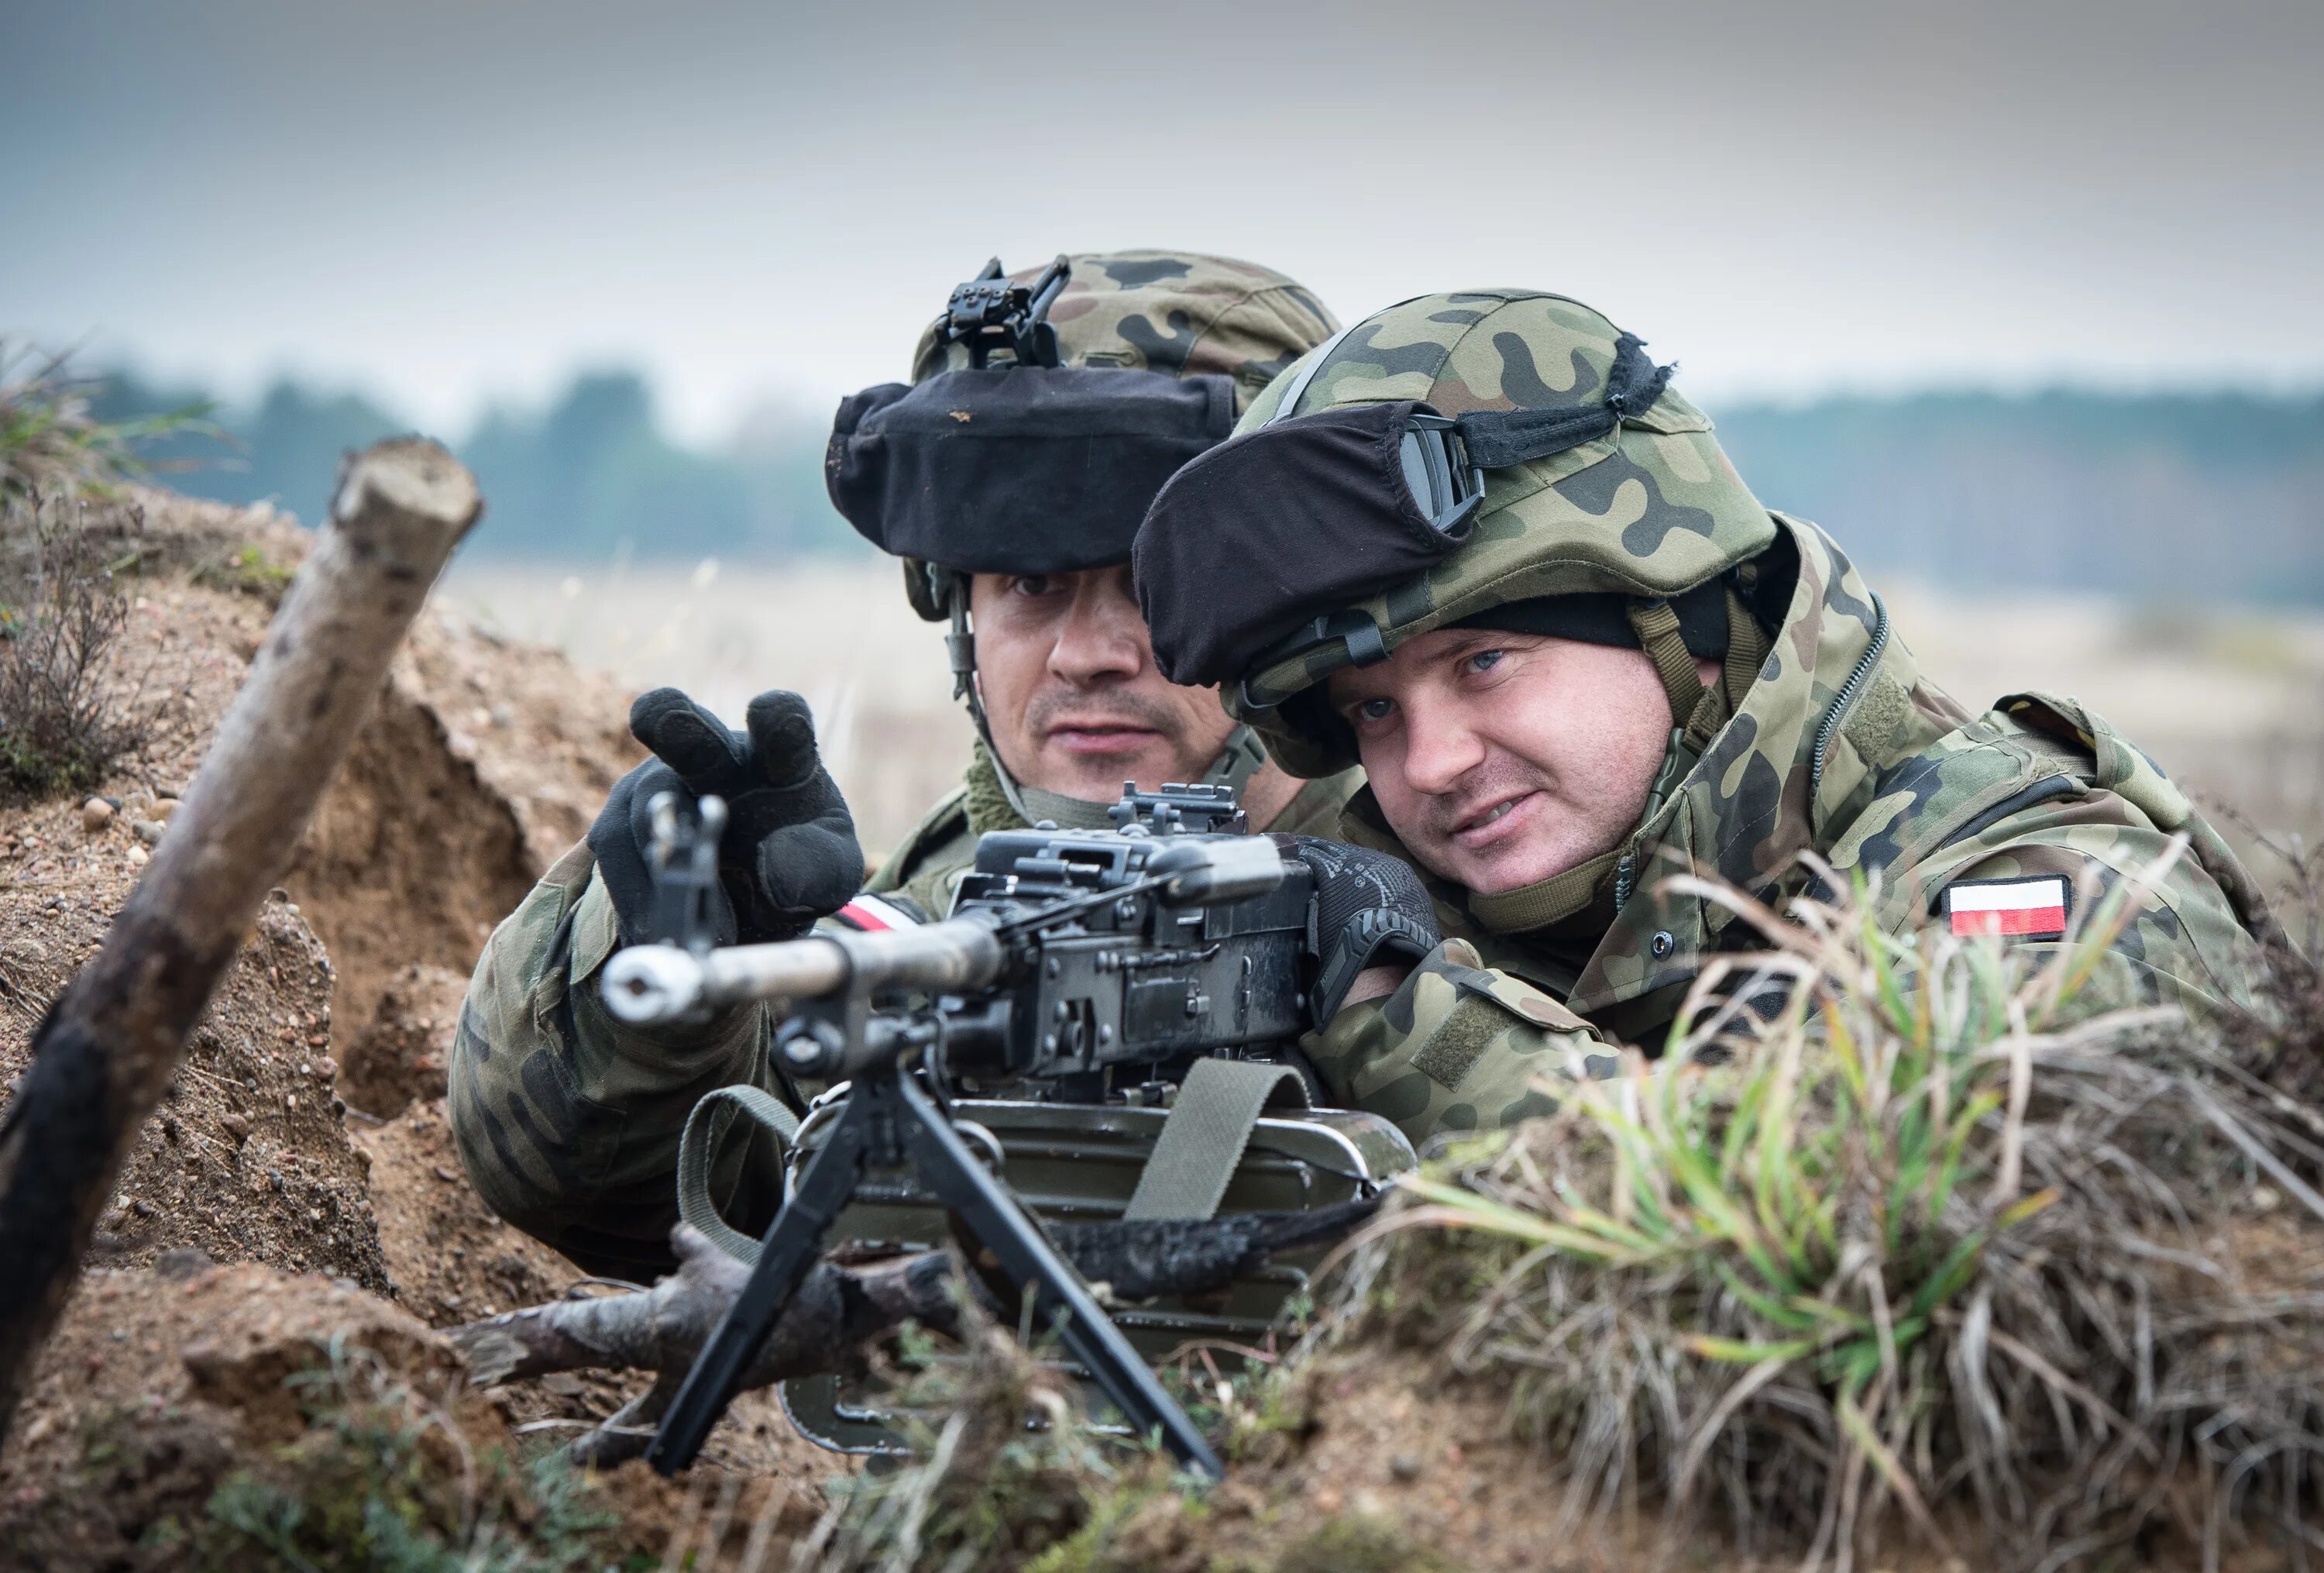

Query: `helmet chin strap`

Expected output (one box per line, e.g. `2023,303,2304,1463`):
943,575,1270,828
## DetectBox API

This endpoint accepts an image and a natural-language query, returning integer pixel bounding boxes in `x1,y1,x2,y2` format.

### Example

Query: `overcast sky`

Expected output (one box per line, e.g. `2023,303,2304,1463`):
6,0,2320,441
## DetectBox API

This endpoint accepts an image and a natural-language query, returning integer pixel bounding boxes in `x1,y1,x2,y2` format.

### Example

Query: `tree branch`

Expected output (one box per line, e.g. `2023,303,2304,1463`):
449,1199,1380,1463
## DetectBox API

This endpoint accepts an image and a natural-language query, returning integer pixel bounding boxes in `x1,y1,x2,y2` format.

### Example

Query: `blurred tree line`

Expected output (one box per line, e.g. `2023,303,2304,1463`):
87,367,2324,604
89,367,856,561
1715,391,2324,608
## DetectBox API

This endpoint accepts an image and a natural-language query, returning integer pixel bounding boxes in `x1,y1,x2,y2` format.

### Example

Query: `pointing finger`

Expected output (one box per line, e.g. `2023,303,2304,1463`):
629,687,744,794
743,690,822,791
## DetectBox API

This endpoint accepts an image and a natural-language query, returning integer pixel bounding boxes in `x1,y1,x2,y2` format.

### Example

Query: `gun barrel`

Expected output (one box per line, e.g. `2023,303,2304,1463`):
602,919,1006,1025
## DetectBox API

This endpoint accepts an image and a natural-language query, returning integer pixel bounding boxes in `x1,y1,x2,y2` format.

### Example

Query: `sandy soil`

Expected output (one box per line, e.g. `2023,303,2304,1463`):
0,494,834,1568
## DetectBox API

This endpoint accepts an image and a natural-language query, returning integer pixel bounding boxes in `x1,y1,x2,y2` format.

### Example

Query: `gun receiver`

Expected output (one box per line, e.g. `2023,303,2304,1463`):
603,788,1303,1087
614,783,1311,1479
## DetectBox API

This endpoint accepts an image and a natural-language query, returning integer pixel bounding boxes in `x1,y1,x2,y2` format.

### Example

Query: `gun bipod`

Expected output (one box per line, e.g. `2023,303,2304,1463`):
644,1058,1224,1479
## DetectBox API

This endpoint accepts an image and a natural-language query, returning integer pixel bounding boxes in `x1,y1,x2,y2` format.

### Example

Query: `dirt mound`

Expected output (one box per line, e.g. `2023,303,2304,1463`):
0,491,837,1566
355,1096,573,1324
0,494,632,1326
0,1261,823,1570
0,844,386,1286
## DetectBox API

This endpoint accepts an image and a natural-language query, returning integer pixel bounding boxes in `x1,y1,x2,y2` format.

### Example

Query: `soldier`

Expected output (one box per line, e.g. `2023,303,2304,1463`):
449,253,1360,1276
1133,289,2277,1145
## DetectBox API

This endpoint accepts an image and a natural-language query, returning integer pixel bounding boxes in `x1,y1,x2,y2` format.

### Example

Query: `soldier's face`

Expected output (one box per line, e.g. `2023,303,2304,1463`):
969,565,1239,802
1325,629,1689,896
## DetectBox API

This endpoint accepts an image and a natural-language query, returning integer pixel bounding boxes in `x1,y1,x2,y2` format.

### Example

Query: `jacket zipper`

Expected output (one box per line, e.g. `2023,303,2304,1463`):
1810,592,1889,804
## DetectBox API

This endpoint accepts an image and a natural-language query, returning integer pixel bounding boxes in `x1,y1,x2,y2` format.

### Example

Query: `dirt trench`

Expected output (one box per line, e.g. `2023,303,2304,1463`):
284,680,536,1106
0,490,643,1313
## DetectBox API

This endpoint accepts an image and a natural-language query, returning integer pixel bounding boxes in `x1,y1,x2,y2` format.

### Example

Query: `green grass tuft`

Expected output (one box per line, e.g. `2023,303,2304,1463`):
1,342,211,504
1346,853,2324,1568
191,1337,632,1572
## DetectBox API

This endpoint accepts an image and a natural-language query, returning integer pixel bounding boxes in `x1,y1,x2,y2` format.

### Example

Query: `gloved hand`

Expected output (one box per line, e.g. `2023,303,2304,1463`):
588,688,862,948
1274,835,1443,1022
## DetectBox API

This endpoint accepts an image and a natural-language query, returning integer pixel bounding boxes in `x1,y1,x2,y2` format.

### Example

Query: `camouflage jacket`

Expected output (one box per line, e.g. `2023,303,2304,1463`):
1305,514,2276,1148
448,751,1360,1276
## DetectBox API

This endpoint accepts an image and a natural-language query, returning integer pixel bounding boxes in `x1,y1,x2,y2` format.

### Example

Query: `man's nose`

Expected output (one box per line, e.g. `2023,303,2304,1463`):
1399,698,1487,798
1048,584,1148,685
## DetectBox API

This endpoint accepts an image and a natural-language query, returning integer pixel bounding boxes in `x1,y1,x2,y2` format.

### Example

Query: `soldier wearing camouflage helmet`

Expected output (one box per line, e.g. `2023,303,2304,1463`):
837,251,1364,917
1134,289,2277,1144
448,252,1359,1276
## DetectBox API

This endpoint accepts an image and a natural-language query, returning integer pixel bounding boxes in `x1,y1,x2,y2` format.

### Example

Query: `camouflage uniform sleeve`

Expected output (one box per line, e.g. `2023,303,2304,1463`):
1872,694,2274,1024
1302,938,1622,1148
865,785,976,921
448,842,790,1279
1909,809,2269,1022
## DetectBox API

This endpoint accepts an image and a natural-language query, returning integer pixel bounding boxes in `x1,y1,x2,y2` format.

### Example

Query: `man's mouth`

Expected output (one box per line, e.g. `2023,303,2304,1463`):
1046,721,1164,756
1449,790,1540,849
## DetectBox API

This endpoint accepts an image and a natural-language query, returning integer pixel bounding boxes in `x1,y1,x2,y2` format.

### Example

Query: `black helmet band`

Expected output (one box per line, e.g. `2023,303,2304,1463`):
828,364,1237,577
1134,398,1485,688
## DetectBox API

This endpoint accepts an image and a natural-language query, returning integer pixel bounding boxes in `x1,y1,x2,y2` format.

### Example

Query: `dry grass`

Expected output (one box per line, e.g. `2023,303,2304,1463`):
0,342,208,505
1339,852,2324,1571
794,1313,1181,1573
0,494,158,802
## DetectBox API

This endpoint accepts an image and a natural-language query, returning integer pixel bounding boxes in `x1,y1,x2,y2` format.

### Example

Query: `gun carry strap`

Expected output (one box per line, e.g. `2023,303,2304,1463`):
1123,1058,1308,1222
677,1085,803,1263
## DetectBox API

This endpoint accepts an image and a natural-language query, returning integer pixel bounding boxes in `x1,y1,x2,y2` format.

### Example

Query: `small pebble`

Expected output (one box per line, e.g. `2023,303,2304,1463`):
314,1057,336,1079
127,845,149,868
132,819,167,845
150,799,177,824
1390,1452,1423,1482
218,1113,249,1141
155,1246,214,1280
81,798,115,833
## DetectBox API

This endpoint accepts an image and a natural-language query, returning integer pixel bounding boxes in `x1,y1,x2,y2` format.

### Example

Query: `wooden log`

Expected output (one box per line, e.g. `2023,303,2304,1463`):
0,439,480,1442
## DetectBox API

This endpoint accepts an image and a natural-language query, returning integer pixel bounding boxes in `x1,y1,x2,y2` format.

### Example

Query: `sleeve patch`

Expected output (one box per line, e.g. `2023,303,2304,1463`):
1410,1007,1498,1089
1944,876,2070,940
833,893,923,931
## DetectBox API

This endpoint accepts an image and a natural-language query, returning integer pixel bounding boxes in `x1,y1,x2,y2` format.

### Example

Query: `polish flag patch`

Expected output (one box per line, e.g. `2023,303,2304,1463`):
1944,876,2070,940
833,893,921,932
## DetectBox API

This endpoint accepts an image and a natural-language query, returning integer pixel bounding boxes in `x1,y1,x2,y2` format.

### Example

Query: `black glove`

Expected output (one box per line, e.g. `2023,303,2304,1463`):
588,688,862,948
1274,835,1443,1021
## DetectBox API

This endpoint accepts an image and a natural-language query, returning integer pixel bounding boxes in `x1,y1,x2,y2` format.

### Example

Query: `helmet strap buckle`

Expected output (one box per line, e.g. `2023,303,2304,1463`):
1640,727,1697,828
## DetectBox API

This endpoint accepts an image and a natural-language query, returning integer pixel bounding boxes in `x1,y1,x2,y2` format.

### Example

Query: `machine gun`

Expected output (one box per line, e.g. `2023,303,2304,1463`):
600,785,1328,1478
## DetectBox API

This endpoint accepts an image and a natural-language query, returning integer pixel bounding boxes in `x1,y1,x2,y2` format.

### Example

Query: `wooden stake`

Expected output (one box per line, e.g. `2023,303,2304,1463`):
0,439,480,1441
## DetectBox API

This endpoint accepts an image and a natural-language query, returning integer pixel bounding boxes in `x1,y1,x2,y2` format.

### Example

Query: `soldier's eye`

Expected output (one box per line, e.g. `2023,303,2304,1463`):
1012,574,1057,597
1465,649,1505,674
1352,697,1395,725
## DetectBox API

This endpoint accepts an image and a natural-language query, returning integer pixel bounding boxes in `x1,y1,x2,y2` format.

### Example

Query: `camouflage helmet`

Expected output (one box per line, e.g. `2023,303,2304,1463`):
1160,290,1778,776
892,251,1339,618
